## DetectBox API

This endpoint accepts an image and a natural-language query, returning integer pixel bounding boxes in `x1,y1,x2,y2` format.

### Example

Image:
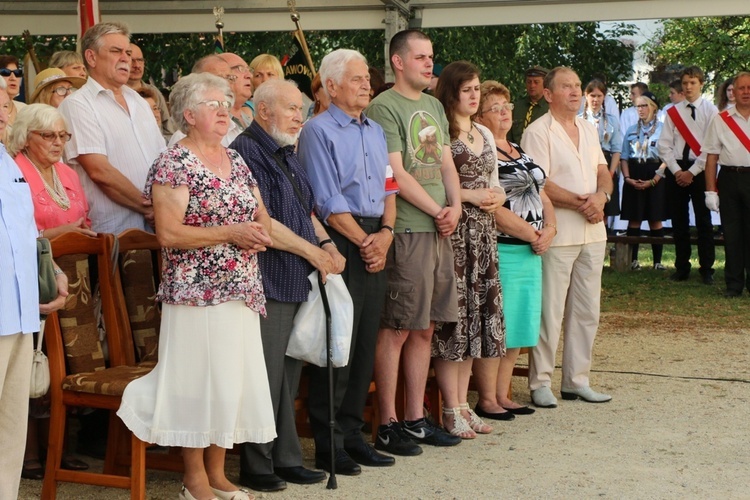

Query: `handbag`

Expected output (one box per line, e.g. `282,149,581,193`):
287,271,354,367
37,237,58,306
29,320,50,398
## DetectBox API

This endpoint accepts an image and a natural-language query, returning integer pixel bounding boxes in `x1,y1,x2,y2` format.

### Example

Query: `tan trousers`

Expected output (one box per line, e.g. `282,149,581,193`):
0,332,32,500
529,241,606,391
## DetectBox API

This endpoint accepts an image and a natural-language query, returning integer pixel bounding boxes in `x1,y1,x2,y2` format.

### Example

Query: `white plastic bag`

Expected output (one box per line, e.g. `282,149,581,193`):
287,271,354,367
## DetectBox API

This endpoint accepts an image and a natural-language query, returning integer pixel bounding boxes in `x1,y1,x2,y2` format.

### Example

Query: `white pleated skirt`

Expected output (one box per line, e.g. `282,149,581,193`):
117,301,277,449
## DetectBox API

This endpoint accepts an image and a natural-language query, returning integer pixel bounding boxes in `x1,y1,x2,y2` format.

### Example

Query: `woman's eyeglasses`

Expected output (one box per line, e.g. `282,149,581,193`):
51,86,76,97
32,131,73,143
197,100,232,111
481,103,515,114
0,68,23,78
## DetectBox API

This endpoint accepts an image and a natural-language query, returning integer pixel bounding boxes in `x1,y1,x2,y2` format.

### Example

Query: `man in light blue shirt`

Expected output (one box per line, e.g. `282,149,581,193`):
0,133,68,498
298,49,398,473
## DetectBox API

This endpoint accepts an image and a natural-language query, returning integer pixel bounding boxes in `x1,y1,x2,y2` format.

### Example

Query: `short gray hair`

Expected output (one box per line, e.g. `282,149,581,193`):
169,73,234,134
7,104,68,157
80,22,130,69
318,49,368,99
0,78,6,90
253,78,299,111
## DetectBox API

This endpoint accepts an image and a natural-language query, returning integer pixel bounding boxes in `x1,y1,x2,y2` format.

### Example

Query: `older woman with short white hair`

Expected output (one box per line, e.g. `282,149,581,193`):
118,72,276,500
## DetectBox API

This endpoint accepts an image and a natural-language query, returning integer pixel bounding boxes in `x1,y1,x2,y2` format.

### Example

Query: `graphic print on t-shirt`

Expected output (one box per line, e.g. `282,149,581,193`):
408,110,444,174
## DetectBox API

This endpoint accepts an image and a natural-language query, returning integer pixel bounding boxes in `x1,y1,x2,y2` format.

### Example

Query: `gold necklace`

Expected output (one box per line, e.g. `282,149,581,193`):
190,139,226,177
460,123,475,144
24,152,70,210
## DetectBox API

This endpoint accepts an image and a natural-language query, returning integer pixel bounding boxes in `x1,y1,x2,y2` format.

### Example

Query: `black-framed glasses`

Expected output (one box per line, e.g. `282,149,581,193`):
231,64,251,74
635,104,649,109
51,86,76,97
32,130,72,143
0,68,23,78
197,100,232,111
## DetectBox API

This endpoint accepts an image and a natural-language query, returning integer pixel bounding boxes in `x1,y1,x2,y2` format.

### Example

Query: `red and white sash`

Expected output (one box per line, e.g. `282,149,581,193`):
667,105,702,157
719,110,750,153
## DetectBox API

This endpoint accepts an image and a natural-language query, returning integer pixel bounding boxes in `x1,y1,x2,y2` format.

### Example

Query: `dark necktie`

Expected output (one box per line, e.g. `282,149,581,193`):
681,103,696,163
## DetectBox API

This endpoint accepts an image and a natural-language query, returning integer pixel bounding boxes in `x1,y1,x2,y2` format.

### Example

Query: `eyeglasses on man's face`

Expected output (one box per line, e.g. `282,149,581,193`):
224,74,238,83
32,130,73,143
231,65,251,74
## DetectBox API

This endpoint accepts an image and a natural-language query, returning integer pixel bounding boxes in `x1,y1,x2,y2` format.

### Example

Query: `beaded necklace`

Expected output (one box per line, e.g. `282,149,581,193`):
23,152,70,210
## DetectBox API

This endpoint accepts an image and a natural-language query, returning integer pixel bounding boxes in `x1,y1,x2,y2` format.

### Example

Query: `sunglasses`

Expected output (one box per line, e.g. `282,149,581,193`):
0,68,23,78
32,130,73,143
197,100,232,111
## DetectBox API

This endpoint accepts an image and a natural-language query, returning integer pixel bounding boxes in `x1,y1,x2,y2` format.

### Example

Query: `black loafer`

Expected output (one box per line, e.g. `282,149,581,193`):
315,449,361,476
238,472,287,492
502,405,536,415
474,404,515,421
701,274,715,285
670,272,689,282
274,465,326,485
724,289,742,298
345,443,396,467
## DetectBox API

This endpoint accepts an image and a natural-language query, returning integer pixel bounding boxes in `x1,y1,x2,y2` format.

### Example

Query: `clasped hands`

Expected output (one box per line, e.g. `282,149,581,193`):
360,230,392,273
674,170,694,187
577,191,606,224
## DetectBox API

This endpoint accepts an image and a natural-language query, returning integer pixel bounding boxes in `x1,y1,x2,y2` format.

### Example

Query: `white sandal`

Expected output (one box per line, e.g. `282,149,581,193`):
442,406,476,439
460,403,493,434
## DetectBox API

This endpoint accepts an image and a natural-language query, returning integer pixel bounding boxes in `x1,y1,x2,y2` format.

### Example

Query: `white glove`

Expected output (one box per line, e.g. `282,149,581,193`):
704,191,720,212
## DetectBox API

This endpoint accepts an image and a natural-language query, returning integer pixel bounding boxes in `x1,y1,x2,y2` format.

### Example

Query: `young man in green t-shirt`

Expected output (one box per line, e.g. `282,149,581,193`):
365,29,462,456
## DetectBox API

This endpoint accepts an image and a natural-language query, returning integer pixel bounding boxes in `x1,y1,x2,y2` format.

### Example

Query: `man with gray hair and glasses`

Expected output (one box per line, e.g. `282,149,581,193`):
59,21,165,234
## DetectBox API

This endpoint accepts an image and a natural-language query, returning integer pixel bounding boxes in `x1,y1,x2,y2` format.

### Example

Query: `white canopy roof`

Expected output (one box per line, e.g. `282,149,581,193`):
1,0,749,36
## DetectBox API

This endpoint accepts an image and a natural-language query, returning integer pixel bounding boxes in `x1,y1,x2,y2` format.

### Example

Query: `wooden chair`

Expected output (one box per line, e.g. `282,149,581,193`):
41,232,153,500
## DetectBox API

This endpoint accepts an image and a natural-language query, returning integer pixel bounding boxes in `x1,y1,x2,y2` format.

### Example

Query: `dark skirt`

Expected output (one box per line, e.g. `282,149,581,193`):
603,151,620,216
620,159,668,222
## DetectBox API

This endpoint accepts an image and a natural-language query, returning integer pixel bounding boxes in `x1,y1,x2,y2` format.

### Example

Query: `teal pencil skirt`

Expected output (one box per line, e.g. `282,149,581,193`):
497,243,541,349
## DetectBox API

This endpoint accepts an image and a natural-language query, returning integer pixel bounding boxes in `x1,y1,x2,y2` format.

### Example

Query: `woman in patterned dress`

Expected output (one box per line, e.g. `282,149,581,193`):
118,73,276,500
434,61,506,439
475,81,556,416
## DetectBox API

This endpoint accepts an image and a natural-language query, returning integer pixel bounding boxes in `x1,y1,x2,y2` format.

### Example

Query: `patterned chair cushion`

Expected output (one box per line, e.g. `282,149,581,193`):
62,363,154,396
119,249,160,362
55,254,106,374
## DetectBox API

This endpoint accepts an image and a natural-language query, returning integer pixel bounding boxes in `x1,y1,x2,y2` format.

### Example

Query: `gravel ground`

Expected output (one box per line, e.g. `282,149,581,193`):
19,312,750,499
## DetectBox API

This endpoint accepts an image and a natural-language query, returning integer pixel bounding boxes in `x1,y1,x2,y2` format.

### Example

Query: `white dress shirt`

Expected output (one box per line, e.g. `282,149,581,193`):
704,107,750,166
657,97,718,176
59,78,166,234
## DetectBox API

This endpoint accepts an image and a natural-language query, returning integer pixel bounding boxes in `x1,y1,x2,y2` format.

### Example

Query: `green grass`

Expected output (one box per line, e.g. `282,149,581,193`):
602,245,750,330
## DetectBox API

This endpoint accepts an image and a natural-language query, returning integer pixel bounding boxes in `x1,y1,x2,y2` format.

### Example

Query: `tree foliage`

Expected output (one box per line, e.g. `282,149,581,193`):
644,16,750,89
1,21,635,102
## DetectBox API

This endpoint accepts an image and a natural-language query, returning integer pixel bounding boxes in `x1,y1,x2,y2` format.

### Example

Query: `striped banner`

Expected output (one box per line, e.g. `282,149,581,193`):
78,0,100,43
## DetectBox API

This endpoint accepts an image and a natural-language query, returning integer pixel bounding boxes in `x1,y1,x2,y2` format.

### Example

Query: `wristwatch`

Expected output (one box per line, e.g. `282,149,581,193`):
380,225,395,236
601,191,611,203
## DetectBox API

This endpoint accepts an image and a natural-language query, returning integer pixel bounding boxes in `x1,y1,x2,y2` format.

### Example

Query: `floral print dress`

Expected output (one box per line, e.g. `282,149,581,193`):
433,125,505,361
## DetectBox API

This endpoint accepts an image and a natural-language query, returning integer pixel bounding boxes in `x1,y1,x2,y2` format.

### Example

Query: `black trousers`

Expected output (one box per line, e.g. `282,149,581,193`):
307,217,387,453
665,164,715,276
718,168,750,292
240,300,304,475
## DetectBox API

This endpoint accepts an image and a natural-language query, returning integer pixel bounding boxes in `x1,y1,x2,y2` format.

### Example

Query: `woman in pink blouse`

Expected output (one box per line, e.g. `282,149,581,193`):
8,104,94,239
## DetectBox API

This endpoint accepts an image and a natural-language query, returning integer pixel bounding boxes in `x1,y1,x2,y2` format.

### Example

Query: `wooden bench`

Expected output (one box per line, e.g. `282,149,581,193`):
608,234,724,271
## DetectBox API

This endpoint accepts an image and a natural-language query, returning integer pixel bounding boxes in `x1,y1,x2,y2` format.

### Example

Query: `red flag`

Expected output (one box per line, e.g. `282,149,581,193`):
78,0,100,42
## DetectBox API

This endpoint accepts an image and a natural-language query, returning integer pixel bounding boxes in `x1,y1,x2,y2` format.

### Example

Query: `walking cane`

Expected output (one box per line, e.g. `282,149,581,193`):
318,272,337,489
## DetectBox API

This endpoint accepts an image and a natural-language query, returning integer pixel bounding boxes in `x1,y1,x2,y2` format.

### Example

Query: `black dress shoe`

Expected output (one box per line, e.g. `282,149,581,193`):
724,289,742,298
345,443,396,467
701,273,715,285
315,449,361,476
274,465,326,485
474,403,515,421
670,272,689,282
238,472,287,492
502,405,536,415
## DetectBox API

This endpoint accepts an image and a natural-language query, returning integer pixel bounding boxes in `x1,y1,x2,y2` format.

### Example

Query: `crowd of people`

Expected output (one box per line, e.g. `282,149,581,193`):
1,21,749,500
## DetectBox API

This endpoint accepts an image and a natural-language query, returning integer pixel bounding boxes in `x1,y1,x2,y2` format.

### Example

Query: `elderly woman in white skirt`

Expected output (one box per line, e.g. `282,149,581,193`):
118,73,276,500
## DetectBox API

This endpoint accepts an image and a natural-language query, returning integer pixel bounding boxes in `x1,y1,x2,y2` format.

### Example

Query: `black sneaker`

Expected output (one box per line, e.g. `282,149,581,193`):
402,417,461,447
374,419,423,456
